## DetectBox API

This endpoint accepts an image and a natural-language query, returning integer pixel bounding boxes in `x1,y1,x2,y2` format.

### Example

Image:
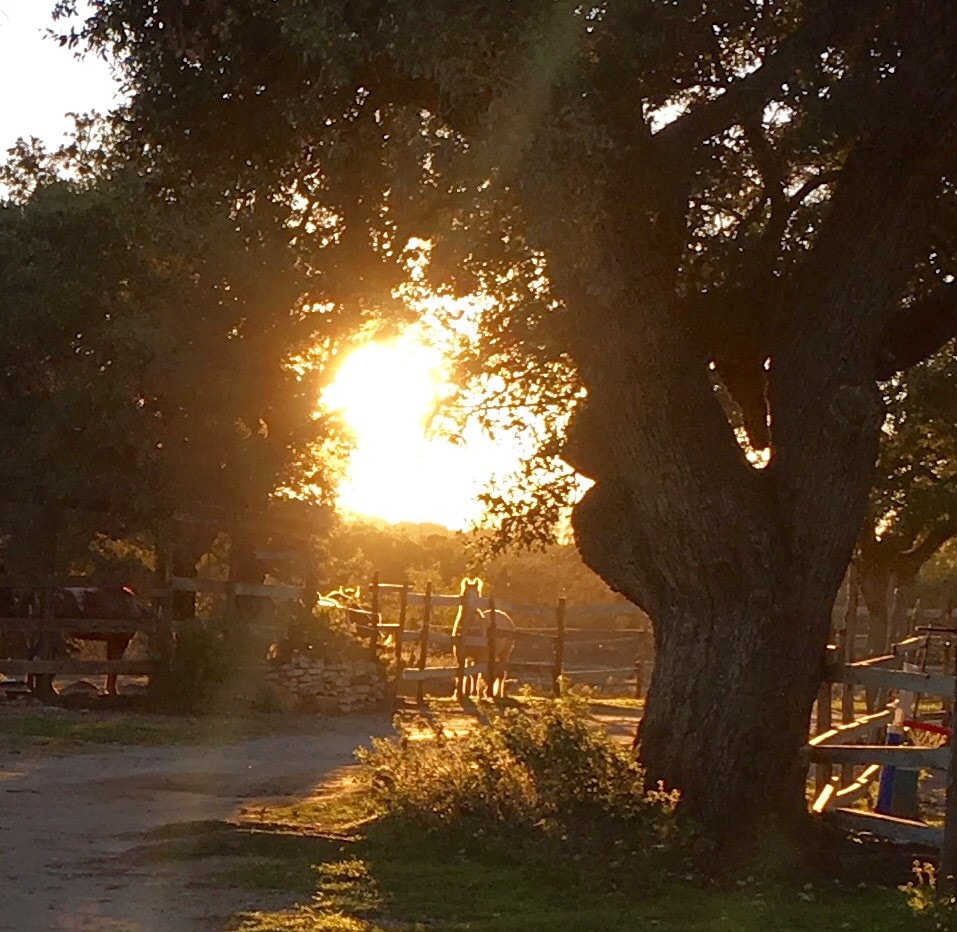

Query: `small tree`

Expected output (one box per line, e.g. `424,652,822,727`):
859,344,957,651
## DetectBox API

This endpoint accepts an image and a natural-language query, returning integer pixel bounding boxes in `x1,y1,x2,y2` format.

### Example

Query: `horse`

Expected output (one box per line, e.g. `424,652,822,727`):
17,585,151,697
58,586,151,696
452,577,515,699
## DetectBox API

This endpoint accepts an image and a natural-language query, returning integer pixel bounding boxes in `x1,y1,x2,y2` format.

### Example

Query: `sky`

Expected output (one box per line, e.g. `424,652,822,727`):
0,1,120,154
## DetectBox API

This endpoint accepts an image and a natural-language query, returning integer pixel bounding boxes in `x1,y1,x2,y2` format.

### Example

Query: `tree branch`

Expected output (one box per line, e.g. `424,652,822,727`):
877,283,957,378
654,5,864,156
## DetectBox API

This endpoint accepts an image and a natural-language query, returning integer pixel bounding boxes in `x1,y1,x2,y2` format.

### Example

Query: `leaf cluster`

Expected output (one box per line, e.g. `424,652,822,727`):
59,2,957,557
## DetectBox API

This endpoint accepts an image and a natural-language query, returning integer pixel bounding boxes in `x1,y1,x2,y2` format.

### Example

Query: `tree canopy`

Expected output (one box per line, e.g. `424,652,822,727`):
0,123,344,542
47,0,957,844
858,343,957,645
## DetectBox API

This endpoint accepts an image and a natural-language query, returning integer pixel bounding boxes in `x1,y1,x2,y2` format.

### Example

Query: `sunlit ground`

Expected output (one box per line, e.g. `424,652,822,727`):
321,334,528,529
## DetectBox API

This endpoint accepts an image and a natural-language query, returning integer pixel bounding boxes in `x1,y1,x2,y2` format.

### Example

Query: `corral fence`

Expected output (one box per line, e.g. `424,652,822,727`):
0,572,160,682
807,612,957,880
0,502,328,693
350,575,654,701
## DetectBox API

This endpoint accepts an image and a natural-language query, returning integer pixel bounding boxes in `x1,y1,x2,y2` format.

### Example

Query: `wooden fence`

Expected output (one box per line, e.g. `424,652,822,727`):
0,573,161,685
0,576,319,688
808,621,957,876
0,502,323,691
357,576,652,701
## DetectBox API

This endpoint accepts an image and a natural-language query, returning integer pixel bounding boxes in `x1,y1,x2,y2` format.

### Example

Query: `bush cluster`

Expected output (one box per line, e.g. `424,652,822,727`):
904,862,957,930
358,695,683,879
268,605,371,666
150,601,375,713
148,618,237,713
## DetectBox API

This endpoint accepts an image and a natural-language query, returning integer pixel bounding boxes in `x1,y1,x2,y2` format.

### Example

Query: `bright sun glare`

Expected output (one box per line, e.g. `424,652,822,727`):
321,335,525,530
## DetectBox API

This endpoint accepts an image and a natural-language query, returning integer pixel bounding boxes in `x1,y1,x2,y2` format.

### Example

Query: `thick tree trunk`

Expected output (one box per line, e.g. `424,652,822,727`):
640,573,830,833
565,268,882,844
571,432,862,842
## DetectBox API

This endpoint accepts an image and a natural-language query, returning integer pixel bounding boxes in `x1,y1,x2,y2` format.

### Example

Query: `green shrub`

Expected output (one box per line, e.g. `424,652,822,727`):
357,695,683,881
150,602,377,714
149,618,236,713
269,605,371,666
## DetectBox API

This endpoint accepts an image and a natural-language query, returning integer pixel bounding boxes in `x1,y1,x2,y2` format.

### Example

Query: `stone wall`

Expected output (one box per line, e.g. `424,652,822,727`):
264,652,387,714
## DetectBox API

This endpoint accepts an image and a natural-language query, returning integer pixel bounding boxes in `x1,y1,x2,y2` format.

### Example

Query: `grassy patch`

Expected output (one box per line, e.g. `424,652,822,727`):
249,788,378,834
170,697,946,930
0,713,197,746
587,695,644,710
214,817,927,931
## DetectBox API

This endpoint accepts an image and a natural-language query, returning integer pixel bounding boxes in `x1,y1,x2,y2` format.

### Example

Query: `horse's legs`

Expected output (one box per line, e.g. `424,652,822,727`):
105,635,131,697
30,634,57,698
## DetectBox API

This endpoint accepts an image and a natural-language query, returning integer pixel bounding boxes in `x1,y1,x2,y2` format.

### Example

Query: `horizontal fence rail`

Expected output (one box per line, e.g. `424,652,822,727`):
827,663,955,700
0,616,158,635
807,743,949,771
0,659,156,676
829,809,943,849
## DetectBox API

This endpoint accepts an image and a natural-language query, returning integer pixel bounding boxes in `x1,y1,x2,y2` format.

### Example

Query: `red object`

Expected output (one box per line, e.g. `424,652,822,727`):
903,720,952,739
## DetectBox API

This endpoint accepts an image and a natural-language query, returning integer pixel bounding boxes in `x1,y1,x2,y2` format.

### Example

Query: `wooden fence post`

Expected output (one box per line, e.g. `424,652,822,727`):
33,505,60,697
815,646,836,795
416,582,431,703
225,519,240,643
394,582,408,700
369,571,380,659
940,648,957,894
944,597,954,718
553,596,566,698
486,596,497,698
155,535,175,661
841,561,859,784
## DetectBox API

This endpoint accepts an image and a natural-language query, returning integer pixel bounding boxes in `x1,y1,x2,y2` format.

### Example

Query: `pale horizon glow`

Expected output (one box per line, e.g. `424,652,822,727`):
322,335,527,530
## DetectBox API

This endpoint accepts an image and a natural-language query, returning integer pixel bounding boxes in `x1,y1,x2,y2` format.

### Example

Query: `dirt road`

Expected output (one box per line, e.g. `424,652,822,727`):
0,712,396,931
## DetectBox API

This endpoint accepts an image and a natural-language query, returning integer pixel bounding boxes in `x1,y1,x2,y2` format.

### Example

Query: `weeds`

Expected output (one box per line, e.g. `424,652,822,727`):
904,861,957,930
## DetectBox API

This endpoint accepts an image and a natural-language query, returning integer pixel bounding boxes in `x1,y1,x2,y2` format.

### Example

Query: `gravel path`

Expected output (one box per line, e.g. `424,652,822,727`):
0,712,395,931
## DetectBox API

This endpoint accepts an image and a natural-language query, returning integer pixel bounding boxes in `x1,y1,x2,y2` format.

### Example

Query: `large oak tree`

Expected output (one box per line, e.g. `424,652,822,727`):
65,0,957,843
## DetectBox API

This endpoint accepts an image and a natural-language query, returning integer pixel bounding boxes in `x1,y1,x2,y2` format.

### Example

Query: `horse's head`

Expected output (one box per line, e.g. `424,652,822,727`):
455,577,485,630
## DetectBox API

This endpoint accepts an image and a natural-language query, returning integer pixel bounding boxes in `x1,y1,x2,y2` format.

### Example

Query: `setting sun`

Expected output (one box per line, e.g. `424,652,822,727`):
321,334,525,529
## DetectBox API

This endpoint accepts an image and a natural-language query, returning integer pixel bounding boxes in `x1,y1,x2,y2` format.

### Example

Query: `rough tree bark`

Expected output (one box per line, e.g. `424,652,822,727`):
564,286,877,838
